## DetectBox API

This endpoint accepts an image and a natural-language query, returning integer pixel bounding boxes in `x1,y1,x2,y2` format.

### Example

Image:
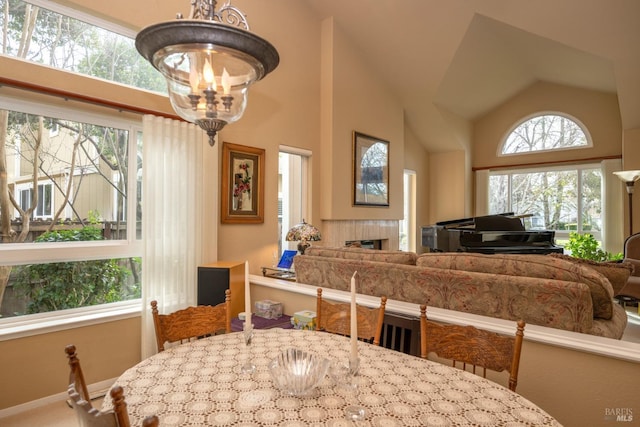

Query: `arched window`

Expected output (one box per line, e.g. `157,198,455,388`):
484,113,611,249
500,113,591,155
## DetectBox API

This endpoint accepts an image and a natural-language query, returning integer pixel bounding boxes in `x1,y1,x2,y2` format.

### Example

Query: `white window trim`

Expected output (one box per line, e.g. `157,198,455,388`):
0,299,141,341
498,111,593,157
26,0,137,38
478,159,624,252
15,181,54,219
0,91,143,334
486,163,603,237
278,145,313,247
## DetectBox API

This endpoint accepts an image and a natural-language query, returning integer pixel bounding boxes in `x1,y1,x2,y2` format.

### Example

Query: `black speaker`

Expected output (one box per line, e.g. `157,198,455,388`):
197,266,230,307
196,262,245,317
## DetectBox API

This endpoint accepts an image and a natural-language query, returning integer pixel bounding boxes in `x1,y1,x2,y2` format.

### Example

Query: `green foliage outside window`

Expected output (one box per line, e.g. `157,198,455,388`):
12,226,140,314
564,232,622,262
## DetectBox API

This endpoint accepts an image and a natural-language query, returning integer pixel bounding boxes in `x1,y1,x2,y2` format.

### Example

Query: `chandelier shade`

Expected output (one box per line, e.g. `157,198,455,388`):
135,1,279,146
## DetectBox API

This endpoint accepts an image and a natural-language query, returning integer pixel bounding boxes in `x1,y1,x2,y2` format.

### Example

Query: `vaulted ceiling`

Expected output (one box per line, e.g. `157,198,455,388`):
305,0,640,152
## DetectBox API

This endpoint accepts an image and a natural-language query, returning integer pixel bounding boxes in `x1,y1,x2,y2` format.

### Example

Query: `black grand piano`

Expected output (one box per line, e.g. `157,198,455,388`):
421,213,564,254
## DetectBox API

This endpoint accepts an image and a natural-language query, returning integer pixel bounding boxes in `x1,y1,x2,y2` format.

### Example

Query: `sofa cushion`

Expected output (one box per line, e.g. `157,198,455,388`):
548,253,634,296
416,252,615,319
304,246,417,265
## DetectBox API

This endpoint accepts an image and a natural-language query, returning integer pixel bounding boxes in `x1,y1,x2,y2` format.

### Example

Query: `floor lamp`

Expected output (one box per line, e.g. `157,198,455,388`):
613,170,640,235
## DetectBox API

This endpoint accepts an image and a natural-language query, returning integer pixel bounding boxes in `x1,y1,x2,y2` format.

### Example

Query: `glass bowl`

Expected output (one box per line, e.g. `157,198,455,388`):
269,348,330,396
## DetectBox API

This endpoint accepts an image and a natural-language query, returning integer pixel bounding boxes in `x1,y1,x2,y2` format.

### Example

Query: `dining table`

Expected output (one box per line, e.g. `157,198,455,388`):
103,328,562,426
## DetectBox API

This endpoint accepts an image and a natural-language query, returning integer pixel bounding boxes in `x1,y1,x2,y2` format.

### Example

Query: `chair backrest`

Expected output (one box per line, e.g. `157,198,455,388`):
624,232,640,266
316,288,387,345
419,305,525,392
65,345,160,427
151,289,231,352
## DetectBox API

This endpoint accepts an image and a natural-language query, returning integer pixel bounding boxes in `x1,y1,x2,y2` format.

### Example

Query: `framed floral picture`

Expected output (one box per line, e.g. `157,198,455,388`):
221,142,265,224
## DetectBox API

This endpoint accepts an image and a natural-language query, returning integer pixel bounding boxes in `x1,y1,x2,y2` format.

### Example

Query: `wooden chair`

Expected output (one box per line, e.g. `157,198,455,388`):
419,305,525,392
151,289,231,352
316,288,387,345
65,344,159,427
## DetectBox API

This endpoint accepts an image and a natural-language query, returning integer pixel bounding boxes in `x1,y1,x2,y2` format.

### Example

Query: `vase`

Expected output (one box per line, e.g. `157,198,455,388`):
241,191,251,211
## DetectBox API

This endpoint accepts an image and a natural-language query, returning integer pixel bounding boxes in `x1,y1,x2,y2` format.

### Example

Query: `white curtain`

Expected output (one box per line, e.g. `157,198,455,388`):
603,158,624,253
141,115,206,359
474,169,490,216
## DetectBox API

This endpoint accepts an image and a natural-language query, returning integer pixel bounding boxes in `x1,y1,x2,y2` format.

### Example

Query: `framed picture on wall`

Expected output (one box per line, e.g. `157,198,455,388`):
353,131,389,206
221,142,265,224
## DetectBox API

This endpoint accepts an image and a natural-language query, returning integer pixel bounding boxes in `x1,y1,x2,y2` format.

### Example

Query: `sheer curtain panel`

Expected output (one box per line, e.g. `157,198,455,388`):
141,115,206,358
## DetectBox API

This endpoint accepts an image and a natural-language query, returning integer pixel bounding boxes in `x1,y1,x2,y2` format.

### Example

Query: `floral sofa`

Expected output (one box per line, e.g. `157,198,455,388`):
294,247,631,339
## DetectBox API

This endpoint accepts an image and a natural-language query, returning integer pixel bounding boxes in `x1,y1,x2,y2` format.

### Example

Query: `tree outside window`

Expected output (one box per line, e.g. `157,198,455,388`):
502,113,589,155
490,114,601,245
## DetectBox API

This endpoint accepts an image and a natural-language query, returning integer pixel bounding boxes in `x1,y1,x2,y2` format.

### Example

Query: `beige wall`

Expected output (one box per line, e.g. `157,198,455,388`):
429,151,467,222
213,1,323,269
473,81,622,169
403,126,430,252
319,18,404,222
622,128,640,236
0,317,140,409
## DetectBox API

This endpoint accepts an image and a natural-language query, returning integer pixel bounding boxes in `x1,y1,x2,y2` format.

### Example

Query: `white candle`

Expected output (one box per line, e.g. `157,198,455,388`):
350,271,358,361
245,261,251,329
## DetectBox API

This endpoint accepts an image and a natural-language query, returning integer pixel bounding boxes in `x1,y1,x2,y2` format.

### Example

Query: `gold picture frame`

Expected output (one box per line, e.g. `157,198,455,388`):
353,131,389,206
221,142,265,224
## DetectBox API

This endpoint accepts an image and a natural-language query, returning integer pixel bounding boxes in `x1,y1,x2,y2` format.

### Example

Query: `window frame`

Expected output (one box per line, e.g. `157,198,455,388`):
16,181,54,219
278,145,312,255
488,162,603,242
0,92,143,337
498,112,593,157
401,169,416,252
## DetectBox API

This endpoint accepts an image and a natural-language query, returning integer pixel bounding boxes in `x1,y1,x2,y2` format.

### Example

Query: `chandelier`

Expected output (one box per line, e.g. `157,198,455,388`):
135,0,279,146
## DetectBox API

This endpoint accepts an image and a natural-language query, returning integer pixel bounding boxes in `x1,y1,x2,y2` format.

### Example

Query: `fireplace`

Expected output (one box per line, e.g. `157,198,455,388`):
345,239,383,250
320,220,399,250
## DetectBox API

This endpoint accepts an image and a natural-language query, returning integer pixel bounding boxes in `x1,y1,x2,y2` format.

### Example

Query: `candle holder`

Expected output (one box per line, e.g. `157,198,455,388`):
344,357,366,421
240,323,256,374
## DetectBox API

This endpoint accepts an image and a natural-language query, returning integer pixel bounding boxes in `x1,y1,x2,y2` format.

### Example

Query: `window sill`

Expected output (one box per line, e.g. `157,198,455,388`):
0,299,141,341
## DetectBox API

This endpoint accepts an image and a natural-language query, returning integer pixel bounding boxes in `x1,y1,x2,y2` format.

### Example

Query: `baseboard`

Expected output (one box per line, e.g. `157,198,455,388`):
0,377,116,419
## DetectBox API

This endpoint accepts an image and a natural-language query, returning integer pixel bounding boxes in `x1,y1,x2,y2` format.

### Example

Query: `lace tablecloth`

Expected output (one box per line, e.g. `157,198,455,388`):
104,329,561,426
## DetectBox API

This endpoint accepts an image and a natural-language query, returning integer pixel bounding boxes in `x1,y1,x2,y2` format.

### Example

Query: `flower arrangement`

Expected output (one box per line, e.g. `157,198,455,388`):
234,162,252,197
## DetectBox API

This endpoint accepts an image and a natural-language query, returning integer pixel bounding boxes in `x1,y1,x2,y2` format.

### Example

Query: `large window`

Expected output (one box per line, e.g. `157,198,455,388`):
0,0,147,325
0,96,142,320
0,0,165,93
489,165,603,242
490,113,602,244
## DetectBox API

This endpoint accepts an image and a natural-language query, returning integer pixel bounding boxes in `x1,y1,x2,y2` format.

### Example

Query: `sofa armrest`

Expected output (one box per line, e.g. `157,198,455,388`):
623,258,640,277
